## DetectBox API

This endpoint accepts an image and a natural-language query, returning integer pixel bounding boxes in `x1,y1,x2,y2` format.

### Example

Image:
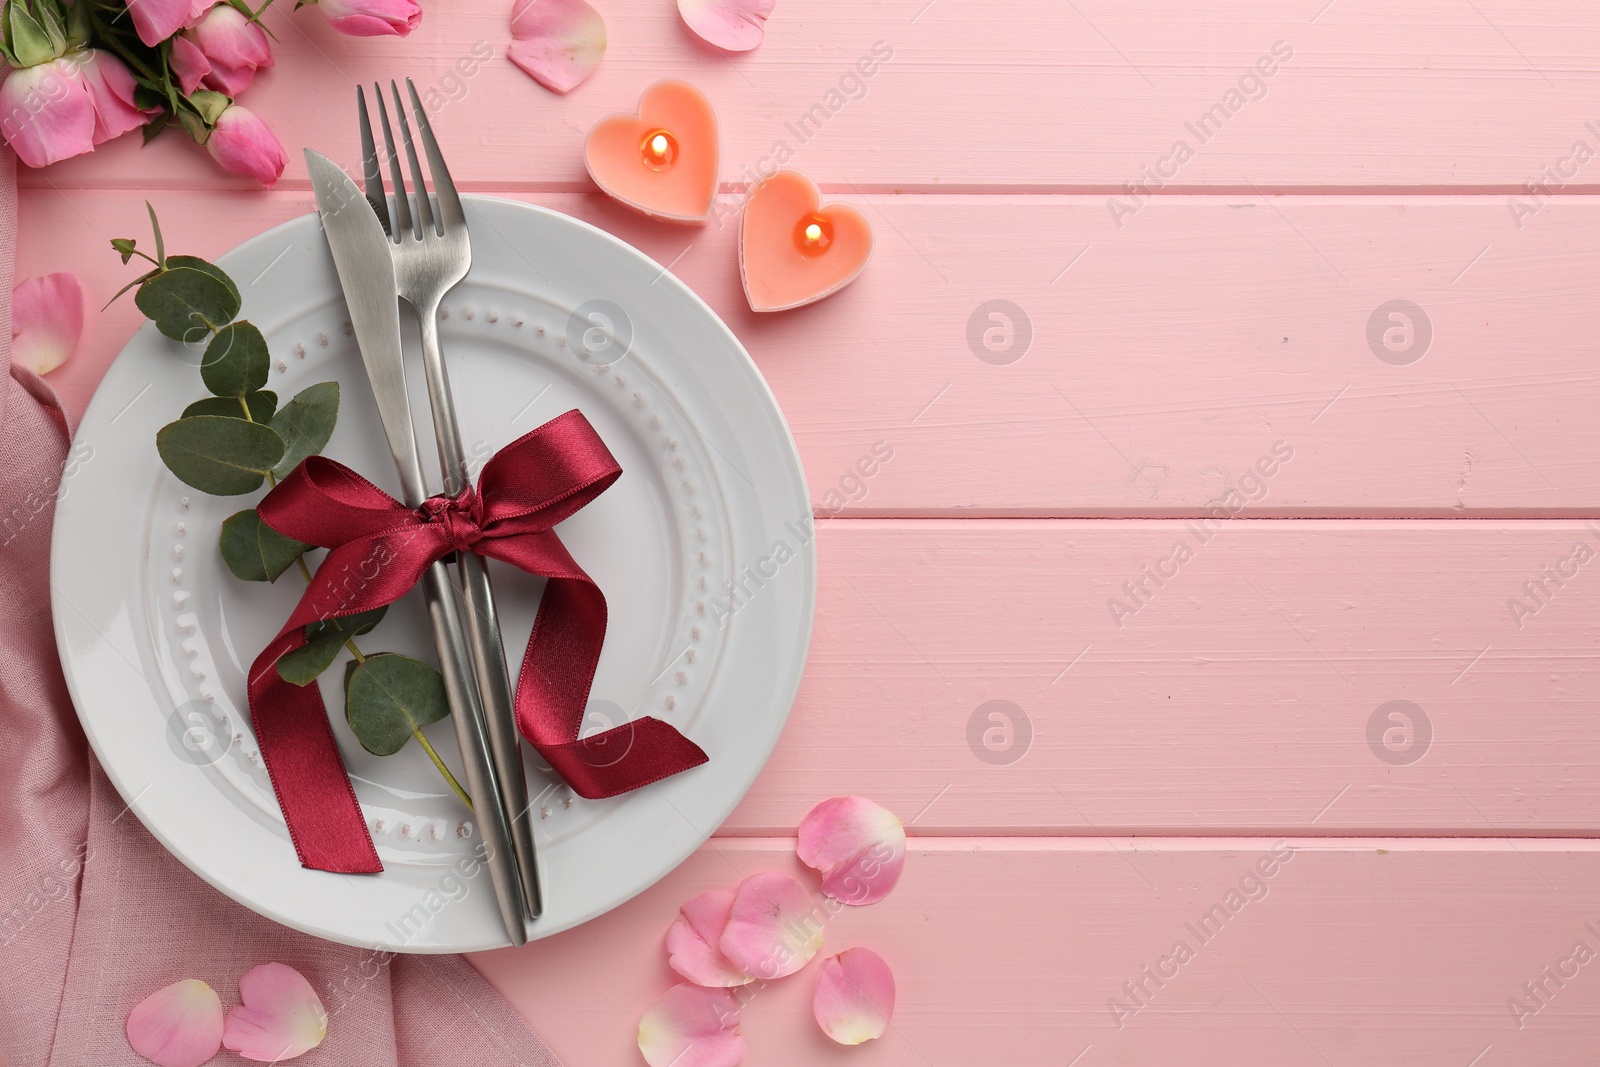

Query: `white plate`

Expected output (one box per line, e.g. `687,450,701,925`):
52,197,814,952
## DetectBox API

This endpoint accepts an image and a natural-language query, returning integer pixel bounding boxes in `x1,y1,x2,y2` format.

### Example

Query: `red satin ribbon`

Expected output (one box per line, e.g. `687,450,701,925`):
246,410,709,874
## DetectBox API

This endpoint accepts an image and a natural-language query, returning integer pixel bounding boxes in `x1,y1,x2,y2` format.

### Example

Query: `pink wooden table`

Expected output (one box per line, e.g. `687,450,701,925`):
21,1,1600,1062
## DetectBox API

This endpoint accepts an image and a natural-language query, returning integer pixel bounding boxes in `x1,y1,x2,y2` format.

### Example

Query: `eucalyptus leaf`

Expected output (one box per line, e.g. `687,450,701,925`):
275,606,387,686
219,508,309,582
136,264,241,345
167,255,239,306
201,320,270,398
111,237,138,265
343,653,450,756
269,381,339,478
156,416,284,496
183,390,278,422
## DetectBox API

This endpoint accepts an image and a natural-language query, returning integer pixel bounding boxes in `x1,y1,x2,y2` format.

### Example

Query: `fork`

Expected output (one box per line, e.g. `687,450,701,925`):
360,80,544,926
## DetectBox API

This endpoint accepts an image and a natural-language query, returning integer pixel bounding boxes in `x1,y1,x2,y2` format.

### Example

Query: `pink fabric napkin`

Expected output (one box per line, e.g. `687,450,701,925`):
0,151,561,1066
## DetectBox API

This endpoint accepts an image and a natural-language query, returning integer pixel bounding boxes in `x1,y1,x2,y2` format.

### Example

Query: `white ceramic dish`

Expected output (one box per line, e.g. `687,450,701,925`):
52,197,814,952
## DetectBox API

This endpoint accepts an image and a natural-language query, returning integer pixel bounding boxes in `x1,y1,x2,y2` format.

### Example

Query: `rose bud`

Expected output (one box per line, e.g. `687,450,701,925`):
126,0,205,46
170,5,274,96
205,104,288,187
313,0,422,37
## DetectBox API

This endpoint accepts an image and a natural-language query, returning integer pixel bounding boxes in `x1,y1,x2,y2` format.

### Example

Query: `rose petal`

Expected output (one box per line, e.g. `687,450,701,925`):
126,979,224,1067
508,0,606,94
78,50,154,145
638,984,743,1067
12,272,84,375
168,35,211,96
676,0,774,52
0,60,96,168
222,963,326,1062
127,0,195,46
718,871,823,980
813,948,895,1045
667,889,756,987
797,796,906,905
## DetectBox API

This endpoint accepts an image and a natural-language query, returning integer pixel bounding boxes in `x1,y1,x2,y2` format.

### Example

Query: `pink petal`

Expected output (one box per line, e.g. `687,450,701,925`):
169,35,211,96
797,796,906,905
0,60,96,168
127,0,195,45
813,948,895,1045
638,984,743,1067
667,889,756,987
126,979,224,1067
12,272,84,375
222,963,326,1061
508,0,606,94
317,0,422,36
676,0,774,51
78,50,154,144
205,105,287,187
719,871,823,980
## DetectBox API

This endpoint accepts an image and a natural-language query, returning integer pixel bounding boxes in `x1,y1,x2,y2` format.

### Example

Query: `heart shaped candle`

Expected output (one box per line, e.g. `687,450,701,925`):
585,80,718,223
740,170,873,312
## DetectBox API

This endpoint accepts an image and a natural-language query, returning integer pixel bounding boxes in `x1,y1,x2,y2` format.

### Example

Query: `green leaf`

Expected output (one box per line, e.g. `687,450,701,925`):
275,607,387,686
135,264,241,345
190,89,229,126
201,320,270,398
140,114,169,144
146,202,165,266
269,381,339,478
219,507,309,582
343,653,450,756
111,238,138,265
36,0,65,56
155,416,284,496
183,390,278,422
167,255,240,307
7,4,56,68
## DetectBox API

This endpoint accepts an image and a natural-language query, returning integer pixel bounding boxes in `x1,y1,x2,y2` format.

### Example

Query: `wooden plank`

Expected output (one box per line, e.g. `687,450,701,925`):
718,519,1600,836
21,190,1600,514
21,2,1600,191
472,838,1600,1066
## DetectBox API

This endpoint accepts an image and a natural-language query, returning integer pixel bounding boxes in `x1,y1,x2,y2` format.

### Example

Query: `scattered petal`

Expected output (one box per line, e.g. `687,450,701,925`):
12,272,84,375
126,979,224,1067
638,984,743,1067
813,948,895,1045
315,0,422,36
719,871,822,980
509,0,606,94
797,796,905,905
222,963,326,1061
668,889,756,987
676,0,773,52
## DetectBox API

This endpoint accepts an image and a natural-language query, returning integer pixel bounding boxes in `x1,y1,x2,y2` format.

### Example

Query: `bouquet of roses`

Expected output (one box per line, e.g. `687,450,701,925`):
0,0,421,185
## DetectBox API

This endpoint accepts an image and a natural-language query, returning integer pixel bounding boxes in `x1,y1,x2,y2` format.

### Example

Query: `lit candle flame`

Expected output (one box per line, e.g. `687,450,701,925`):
804,222,823,244
649,134,669,158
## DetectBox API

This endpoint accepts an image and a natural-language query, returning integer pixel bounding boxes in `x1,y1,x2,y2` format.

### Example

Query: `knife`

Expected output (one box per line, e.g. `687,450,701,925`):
306,150,528,947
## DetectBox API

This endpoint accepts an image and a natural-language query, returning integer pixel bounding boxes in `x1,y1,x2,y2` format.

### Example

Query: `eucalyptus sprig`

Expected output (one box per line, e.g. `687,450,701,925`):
113,206,471,810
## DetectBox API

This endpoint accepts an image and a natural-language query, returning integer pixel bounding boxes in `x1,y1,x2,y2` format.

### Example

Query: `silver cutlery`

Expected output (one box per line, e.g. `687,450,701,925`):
305,149,529,946
358,80,544,926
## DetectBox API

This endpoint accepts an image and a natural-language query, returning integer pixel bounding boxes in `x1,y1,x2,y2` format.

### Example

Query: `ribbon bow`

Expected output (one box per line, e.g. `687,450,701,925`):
247,410,709,874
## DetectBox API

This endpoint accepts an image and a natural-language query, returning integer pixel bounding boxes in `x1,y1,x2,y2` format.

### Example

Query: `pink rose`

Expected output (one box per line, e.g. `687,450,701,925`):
126,0,193,46
315,0,422,37
0,50,150,168
205,104,287,186
170,5,274,96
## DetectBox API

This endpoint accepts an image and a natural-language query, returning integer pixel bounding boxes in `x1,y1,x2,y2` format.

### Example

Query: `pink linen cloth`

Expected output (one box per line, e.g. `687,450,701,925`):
0,150,561,1066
